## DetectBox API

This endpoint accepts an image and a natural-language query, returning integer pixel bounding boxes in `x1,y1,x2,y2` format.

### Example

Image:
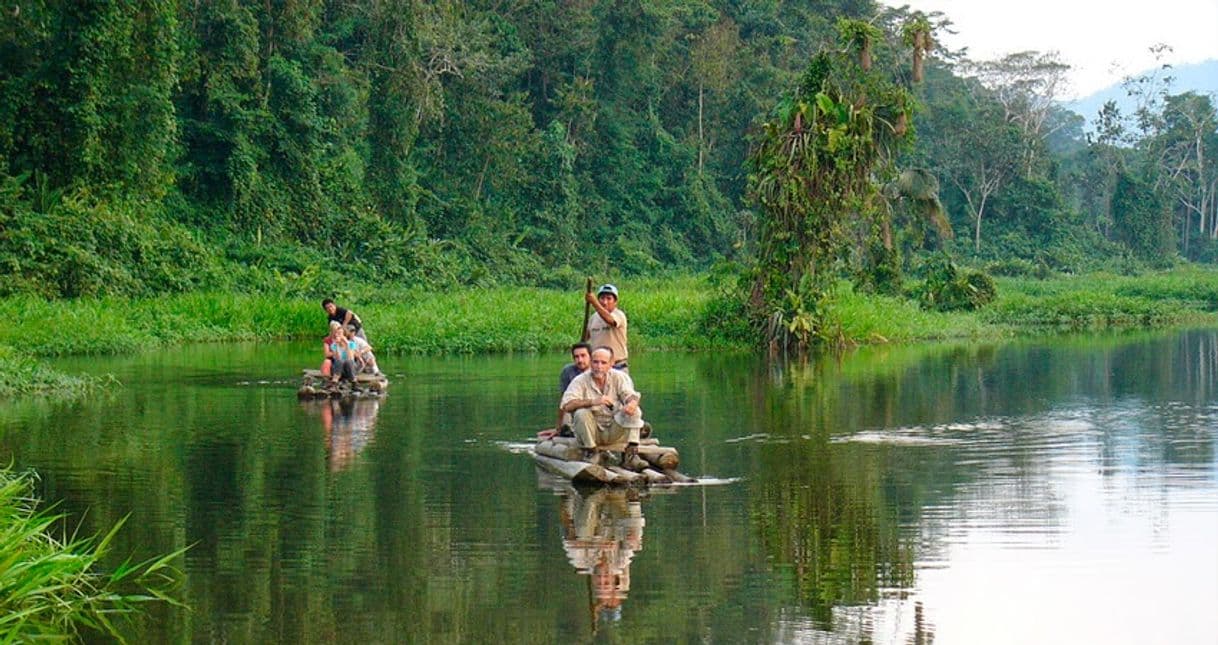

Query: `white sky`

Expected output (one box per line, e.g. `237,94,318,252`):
883,0,1218,99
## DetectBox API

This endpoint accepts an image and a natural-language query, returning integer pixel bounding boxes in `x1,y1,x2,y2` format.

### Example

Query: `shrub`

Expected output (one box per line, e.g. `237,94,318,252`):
0,178,222,297
913,254,997,311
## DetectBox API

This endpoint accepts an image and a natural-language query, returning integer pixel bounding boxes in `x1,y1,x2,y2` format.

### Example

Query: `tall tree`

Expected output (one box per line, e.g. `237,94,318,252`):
1,0,180,197
918,77,1022,252
1112,171,1173,261
963,51,1070,178
1153,92,1218,253
746,51,914,350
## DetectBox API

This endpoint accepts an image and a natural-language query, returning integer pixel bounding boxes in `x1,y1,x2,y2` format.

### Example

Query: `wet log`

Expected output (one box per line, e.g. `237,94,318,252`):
637,445,679,470
605,466,646,484
537,435,679,470
534,439,584,461
298,369,389,399
533,454,621,484
662,469,696,484
639,468,670,484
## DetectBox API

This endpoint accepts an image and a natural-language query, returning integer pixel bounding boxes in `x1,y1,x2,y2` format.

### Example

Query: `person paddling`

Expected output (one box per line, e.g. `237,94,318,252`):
584,284,628,372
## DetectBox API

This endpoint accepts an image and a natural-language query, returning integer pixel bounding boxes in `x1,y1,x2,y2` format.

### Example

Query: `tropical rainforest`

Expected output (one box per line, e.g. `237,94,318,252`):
1,1,1215,315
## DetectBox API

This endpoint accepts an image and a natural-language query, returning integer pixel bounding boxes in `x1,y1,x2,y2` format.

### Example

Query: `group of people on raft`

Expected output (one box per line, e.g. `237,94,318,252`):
317,284,646,464
319,298,381,385
548,284,650,467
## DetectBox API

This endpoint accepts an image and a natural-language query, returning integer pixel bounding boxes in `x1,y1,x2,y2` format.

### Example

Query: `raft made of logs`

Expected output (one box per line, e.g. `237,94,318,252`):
532,435,695,485
297,369,389,399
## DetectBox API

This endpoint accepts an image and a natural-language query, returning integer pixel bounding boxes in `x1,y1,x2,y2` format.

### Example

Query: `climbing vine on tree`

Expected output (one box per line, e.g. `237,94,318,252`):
745,43,916,353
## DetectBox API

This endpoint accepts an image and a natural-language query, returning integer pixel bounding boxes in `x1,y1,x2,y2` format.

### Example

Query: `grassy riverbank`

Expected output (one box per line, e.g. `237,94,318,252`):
2,267,1216,391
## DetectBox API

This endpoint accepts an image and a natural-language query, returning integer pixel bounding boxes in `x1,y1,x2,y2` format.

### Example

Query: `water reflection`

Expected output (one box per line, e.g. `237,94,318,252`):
302,397,382,471
0,329,1212,643
557,485,646,632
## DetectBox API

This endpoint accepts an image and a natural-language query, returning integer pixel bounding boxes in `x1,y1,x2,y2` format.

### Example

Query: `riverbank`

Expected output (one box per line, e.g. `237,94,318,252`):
3,267,1216,394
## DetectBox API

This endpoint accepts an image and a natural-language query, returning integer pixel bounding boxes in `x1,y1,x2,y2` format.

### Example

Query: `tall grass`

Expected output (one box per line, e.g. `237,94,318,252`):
989,268,1218,329
369,276,725,354
3,267,1216,366
0,467,184,641
831,287,995,343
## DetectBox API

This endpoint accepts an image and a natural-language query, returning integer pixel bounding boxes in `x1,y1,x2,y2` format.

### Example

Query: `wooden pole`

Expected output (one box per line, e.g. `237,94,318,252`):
580,276,593,342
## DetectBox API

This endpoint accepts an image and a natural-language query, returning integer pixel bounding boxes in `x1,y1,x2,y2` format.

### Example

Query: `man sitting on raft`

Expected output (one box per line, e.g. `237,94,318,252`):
559,346,646,465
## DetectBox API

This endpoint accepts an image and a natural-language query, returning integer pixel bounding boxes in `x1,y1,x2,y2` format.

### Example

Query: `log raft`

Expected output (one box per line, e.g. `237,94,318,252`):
297,369,389,399
532,435,694,485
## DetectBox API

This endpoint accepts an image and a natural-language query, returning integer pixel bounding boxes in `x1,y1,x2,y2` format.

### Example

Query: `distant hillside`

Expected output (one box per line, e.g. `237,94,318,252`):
1064,59,1218,128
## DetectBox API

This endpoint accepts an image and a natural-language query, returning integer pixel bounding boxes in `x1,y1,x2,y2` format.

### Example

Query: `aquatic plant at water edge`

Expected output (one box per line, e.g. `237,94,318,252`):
0,467,185,641
0,345,108,398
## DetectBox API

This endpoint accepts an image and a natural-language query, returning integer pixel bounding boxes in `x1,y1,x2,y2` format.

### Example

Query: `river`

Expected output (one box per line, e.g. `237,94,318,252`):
1,328,1215,643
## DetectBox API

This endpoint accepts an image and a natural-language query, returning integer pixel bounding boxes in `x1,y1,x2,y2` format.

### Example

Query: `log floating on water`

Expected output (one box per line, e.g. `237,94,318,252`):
297,369,390,399
532,430,694,485
534,454,623,484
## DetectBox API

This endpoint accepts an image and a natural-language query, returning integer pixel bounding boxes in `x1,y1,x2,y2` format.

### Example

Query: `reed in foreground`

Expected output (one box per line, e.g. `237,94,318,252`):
0,467,185,642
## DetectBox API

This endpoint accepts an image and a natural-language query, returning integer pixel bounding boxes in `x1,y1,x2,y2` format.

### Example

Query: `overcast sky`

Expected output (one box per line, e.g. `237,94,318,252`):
882,0,1218,99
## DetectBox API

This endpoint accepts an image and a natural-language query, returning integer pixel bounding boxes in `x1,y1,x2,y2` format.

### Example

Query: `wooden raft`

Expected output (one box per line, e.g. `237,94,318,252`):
532,435,695,485
297,369,389,399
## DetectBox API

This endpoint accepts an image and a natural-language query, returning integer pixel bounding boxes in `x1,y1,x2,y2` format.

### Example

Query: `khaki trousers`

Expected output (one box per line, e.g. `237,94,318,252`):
571,408,641,449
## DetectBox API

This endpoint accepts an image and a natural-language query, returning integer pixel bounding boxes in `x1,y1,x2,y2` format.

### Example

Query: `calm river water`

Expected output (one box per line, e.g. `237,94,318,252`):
1,329,1215,644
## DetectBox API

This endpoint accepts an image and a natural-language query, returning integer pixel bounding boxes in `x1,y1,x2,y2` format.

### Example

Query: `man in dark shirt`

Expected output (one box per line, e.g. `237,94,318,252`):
553,342,592,435
322,298,367,342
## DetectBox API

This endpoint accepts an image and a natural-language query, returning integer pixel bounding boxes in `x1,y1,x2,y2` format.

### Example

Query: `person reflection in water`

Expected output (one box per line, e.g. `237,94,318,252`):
314,397,381,471
559,487,645,633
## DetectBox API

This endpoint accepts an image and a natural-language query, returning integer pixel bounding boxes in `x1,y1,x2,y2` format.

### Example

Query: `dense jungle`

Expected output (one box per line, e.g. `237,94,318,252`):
2,0,1214,306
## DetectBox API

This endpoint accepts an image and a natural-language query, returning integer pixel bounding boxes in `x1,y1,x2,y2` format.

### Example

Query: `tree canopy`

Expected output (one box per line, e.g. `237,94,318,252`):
0,2,1213,300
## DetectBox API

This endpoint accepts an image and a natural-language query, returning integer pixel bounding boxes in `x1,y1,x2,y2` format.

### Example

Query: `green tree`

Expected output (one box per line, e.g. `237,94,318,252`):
1112,171,1173,262
1151,93,1218,257
746,51,914,351
0,0,179,197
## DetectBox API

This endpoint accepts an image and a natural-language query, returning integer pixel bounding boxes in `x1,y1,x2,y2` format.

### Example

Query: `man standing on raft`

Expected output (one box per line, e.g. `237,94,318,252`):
584,284,629,372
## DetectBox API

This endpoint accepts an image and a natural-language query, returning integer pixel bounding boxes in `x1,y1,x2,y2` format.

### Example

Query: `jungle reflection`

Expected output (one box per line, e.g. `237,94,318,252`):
557,485,646,633
303,397,382,471
0,329,1211,642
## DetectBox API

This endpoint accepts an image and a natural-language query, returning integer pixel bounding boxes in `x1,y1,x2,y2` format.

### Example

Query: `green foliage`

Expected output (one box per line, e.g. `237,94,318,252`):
1111,171,1174,263
747,48,915,351
0,345,108,398
912,254,997,311
0,467,184,641
0,0,1212,305
854,240,903,295
832,284,988,343
984,257,1052,279
1,270,1215,366
987,268,1218,328
0,176,222,298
